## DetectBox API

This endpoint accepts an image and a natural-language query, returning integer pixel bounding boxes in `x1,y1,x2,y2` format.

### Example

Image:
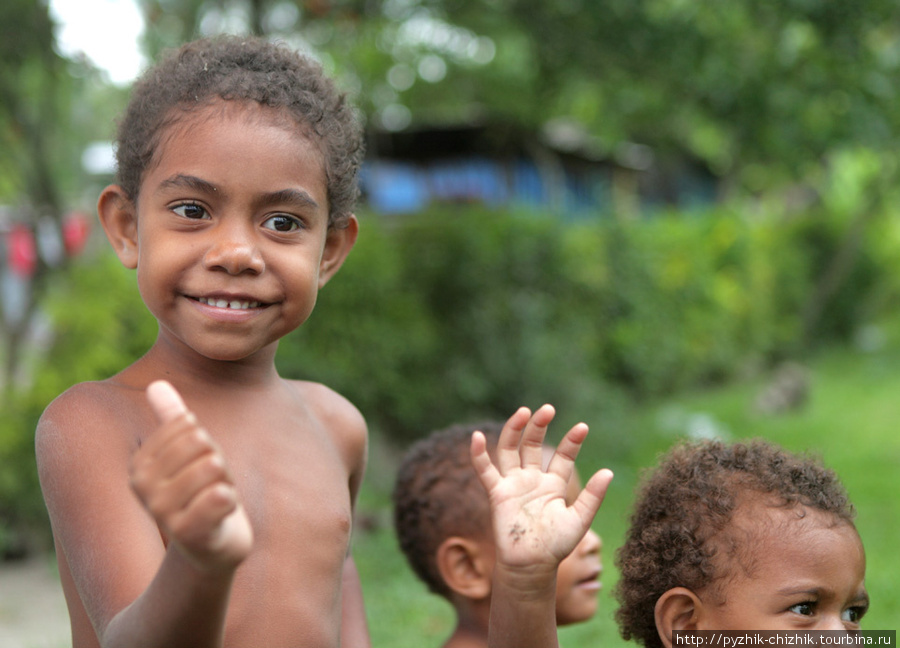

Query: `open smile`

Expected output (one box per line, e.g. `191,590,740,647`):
194,296,264,310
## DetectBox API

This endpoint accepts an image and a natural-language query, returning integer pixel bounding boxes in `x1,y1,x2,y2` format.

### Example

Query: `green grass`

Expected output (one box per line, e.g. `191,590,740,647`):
354,341,900,645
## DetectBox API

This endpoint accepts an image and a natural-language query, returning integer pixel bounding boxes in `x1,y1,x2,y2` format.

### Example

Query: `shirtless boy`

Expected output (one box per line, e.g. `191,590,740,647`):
35,36,367,648
615,439,869,645
393,418,604,648
35,34,615,648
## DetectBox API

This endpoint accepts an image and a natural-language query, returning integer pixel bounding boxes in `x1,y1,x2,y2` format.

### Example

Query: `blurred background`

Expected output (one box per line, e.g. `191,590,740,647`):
1,0,899,645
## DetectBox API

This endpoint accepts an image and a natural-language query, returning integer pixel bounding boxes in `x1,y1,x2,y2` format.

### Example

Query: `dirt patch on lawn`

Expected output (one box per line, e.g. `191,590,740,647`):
0,555,70,648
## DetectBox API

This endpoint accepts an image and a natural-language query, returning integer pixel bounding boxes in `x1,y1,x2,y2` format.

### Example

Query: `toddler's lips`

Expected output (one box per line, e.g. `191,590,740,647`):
578,568,602,590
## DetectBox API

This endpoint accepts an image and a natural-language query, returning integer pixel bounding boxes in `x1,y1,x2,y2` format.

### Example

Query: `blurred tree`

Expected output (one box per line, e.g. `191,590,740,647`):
0,0,128,393
0,0,72,394
136,0,900,193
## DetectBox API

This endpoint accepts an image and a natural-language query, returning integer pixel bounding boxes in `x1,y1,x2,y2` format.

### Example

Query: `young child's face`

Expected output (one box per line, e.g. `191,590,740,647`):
128,101,340,362
554,470,603,625
696,506,868,630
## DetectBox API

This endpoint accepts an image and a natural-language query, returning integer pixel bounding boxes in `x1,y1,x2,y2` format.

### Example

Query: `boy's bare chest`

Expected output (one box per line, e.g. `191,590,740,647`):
199,401,354,539
192,401,355,644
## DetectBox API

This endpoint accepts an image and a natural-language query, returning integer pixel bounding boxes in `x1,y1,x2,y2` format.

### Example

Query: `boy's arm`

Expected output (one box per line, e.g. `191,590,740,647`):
37,381,252,648
340,555,371,648
337,397,371,648
470,405,613,648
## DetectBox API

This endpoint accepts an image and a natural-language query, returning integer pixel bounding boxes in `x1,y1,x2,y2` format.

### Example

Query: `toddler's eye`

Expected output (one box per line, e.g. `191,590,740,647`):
262,214,302,232
788,602,815,616
172,203,208,219
842,606,866,624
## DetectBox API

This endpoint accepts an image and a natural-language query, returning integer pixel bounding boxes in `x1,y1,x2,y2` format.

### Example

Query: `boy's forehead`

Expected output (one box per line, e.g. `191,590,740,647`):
147,101,326,186
157,101,321,157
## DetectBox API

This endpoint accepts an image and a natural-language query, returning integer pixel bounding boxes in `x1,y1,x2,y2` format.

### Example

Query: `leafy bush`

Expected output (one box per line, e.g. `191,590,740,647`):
0,254,156,555
282,202,875,443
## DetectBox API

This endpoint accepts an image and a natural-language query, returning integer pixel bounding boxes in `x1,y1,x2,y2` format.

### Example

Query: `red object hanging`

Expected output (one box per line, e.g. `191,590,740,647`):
63,211,91,256
8,223,37,277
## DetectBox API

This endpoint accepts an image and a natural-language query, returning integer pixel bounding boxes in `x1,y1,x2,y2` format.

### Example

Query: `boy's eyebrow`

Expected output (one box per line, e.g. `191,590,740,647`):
157,174,220,196
257,188,320,211
156,174,320,210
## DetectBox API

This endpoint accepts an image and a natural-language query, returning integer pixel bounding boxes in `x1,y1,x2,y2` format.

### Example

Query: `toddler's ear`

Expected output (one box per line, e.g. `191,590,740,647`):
655,587,701,648
317,214,358,288
98,185,139,269
436,536,493,601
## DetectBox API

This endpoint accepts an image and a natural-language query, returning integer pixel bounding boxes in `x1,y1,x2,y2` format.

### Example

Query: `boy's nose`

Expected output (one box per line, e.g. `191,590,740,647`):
202,222,265,275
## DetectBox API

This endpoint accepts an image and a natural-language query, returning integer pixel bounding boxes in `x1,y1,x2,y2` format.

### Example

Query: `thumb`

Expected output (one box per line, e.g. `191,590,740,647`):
147,380,189,424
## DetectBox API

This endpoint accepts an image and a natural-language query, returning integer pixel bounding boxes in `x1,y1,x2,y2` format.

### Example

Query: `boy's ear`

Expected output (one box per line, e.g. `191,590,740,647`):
655,587,701,648
318,214,358,288
436,536,493,601
98,185,139,269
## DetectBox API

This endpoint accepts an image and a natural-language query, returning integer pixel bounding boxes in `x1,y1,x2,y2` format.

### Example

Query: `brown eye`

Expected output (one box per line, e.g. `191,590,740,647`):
843,605,866,623
789,602,815,616
262,214,301,232
172,203,208,219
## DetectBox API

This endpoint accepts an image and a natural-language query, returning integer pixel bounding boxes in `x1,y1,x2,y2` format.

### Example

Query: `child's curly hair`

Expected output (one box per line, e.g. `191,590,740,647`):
615,438,855,647
115,35,363,228
392,422,503,599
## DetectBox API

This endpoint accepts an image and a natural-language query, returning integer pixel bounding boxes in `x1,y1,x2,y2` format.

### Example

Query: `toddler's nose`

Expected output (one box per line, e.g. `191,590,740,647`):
577,528,602,556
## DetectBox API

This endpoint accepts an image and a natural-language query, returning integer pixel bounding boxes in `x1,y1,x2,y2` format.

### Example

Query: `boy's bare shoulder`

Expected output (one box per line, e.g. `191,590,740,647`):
290,379,366,432
36,379,149,460
40,378,145,424
288,379,368,470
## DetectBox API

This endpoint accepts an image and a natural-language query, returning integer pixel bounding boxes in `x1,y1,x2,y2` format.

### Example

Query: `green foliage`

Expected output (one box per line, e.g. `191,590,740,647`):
281,207,624,444
0,253,156,555
279,202,888,445
136,0,900,194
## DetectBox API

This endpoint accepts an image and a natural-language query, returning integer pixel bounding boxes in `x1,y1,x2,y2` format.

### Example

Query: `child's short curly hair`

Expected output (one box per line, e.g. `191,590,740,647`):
115,35,363,228
392,422,503,599
615,439,855,648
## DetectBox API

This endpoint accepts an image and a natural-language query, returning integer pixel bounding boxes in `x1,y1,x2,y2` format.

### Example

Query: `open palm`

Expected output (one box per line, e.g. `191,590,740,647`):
471,404,613,571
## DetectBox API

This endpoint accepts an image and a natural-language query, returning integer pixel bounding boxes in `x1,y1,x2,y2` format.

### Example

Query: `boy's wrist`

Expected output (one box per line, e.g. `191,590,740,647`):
491,562,558,602
166,538,243,582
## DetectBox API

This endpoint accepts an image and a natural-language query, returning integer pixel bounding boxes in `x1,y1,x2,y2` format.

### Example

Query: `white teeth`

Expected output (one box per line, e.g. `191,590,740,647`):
198,297,260,309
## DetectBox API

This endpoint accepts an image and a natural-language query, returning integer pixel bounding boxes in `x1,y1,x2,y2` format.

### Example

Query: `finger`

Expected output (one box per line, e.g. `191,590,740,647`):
167,482,240,547
569,468,614,531
520,404,555,468
147,380,190,424
130,432,215,498
145,451,232,517
496,407,531,473
545,421,589,481
470,431,501,493
149,426,219,477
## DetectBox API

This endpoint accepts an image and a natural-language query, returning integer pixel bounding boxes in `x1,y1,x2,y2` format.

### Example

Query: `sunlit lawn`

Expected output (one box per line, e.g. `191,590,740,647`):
354,340,900,646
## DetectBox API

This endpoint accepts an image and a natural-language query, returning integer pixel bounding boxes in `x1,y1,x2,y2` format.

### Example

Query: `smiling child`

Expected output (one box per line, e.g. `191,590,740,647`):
36,36,366,648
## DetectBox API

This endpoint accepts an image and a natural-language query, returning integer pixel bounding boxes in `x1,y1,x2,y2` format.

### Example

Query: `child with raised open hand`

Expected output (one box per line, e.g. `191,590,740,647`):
394,416,606,648
615,438,869,646
35,36,368,648
468,404,615,648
